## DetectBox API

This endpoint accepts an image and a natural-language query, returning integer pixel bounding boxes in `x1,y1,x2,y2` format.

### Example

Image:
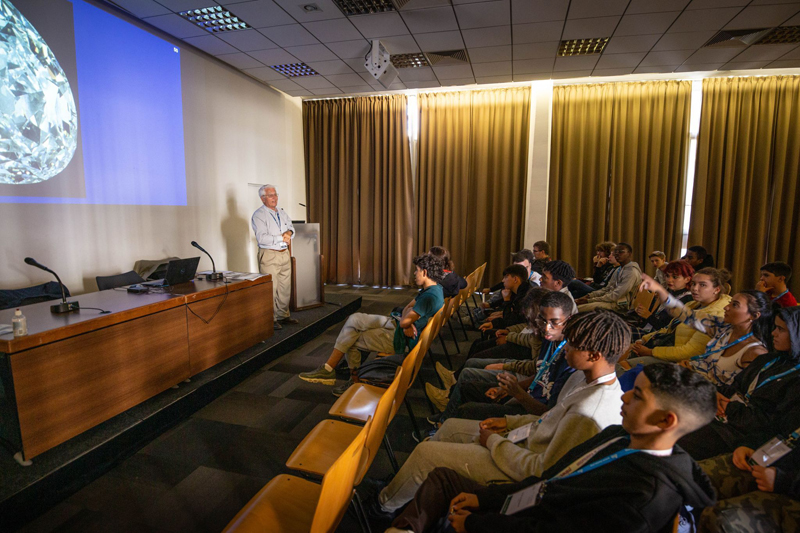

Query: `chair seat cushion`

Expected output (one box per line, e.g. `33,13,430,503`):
329,382,386,422
285,420,361,477
223,474,320,533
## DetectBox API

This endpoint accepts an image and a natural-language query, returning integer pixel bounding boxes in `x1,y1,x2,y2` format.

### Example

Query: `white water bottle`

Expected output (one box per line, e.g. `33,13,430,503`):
12,308,27,337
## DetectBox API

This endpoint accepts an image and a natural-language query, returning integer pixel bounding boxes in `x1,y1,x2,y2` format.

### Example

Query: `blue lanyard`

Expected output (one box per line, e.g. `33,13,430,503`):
269,209,282,229
530,340,566,388
746,358,800,400
550,438,640,482
691,331,754,361
773,290,789,302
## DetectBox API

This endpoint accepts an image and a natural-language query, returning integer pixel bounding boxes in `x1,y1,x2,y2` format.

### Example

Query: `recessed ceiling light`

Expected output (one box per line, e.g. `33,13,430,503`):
179,6,250,33
757,25,800,45
332,0,395,16
302,4,320,12
391,53,429,68
558,38,608,56
270,63,320,77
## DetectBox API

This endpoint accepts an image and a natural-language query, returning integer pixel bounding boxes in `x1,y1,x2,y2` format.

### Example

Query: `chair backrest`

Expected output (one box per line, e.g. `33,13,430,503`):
0,281,68,311
355,368,404,485
441,297,454,321
632,289,659,318
476,262,488,292
391,311,440,418
310,417,371,533
96,270,145,291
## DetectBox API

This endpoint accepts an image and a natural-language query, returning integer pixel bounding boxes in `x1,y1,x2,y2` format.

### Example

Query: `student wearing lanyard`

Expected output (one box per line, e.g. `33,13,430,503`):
679,307,800,461
374,310,630,516
384,364,717,533
757,261,798,308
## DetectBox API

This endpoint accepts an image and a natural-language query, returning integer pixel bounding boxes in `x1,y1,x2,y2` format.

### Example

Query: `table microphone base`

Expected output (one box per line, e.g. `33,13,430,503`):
51,301,80,314
206,272,224,281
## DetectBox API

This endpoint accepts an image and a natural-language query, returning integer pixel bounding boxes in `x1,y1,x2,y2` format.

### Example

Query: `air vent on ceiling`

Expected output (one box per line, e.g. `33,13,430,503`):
558,38,608,56
269,63,319,77
704,28,772,47
391,53,429,68
333,0,396,16
178,6,250,33
426,49,469,66
758,25,800,45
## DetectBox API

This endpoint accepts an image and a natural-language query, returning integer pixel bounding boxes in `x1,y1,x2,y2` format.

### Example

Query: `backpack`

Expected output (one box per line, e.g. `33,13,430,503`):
355,354,404,387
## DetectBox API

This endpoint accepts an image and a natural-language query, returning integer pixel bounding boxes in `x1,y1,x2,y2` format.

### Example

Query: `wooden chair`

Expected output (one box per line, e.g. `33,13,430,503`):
223,418,370,533
632,289,660,318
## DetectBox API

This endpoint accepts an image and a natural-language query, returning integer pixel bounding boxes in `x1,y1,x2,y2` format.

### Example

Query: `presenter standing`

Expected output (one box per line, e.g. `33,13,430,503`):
252,185,297,327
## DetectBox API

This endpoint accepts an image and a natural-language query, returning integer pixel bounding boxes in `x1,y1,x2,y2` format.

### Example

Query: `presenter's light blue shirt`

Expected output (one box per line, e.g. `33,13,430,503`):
251,205,294,250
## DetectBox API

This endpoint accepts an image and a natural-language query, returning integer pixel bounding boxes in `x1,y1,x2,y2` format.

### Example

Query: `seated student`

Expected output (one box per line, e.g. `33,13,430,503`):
568,241,617,299
430,246,467,299
684,245,715,270
377,310,630,515
758,261,798,308
298,253,444,395
622,268,732,369
679,307,800,460
626,260,694,341
634,273,772,385
472,264,532,347
539,260,579,314
427,292,574,426
531,241,551,275
477,250,539,321
575,242,642,312
649,251,668,285
386,363,717,533
698,439,800,532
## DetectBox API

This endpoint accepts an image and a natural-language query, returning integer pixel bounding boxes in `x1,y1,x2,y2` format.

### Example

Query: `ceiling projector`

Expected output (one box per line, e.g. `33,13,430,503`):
364,39,398,89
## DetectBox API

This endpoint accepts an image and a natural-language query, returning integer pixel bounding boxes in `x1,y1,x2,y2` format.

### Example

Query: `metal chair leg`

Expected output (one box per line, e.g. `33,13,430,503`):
447,319,461,354
455,305,470,341
383,434,400,474
405,397,422,442
352,490,373,533
438,334,453,369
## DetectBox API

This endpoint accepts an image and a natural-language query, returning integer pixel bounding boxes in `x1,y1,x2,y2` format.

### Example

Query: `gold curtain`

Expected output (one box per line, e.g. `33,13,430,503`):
548,81,692,277
689,76,800,294
416,87,531,283
304,95,413,286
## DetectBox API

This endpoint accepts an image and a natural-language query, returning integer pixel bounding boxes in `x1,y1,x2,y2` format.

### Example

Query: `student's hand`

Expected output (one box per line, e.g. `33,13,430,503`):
732,447,755,472
752,466,777,493
496,336,507,345
479,417,508,432
450,493,480,513
403,324,417,338
678,360,693,369
495,329,509,337
639,274,668,301
479,425,498,447
484,363,505,370
575,297,589,305
630,343,653,357
755,281,768,293
597,257,608,266
488,311,503,320
448,509,470,533
501,289,511,301
485,387,508,401
716,392,731,417
481,302,491,309
497,372,526,399
635,304,647,318
478,322,493,332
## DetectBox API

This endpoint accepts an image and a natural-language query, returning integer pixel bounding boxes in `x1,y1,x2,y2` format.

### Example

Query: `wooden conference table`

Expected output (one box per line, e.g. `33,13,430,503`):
0,276,273,461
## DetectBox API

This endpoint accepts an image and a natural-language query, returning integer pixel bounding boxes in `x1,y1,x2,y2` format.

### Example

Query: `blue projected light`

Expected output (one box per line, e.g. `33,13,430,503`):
0,0,187,206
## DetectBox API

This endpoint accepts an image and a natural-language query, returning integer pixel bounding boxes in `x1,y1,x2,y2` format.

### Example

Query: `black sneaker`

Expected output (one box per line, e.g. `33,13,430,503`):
279,317,299,325
362,492,397,523
426,412,442,426
332,377,354,397
411,428,438,443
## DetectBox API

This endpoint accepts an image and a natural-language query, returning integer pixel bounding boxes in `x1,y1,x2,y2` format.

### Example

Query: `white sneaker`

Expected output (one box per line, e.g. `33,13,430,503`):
425,382,449,412
435,361,457,390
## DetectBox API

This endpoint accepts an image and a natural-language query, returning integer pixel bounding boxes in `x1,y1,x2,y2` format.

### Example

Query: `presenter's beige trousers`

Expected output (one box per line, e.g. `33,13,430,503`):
258,248,292,320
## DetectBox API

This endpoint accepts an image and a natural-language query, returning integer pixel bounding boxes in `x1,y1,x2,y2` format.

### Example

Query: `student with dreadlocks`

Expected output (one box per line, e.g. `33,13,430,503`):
373,310,630,515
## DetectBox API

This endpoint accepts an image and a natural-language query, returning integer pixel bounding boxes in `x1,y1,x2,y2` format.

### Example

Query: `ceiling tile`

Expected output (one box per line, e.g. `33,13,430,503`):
218,29,278,51
142,14,209,38
310,87,343,95
722,60,770,70
513,41,559,59
674,62,725,71
453,0,494,3
686,0,749,9
221,0,296,28
326,39,371,58
562,16,619,40
155,0,219,11
733,44,799,62
668,8,741,32
769,58,800,68
267,78,302,90
305,59,355,74
595,52,647,68
514,72,551,81
475,74,513,83
183,35,239,55
592,67,636,76
652,30,716,50
397,67,438,81
216,51,265,68
388,81,407,89
634,64,679,73
433,64,476,79
350,13,409,38
471,61,513,76
404,80,442,88
684,46,744,63
292,76,335,89
511,0,568,24
415,31,465,51
626,0,690,14
512,21,564,44
514,58,555,73
462,26,512,47
283,89,313,96
284,44,338,61
444,77,477,85
604,34,661,53
302,19,363,42
641,49,695,65
112,0,170,18
260,24,319,46
341,84,376,92
401,7,459,33
377,35,421,54
783,12,800,25
469,45,513,63
725,4,800,30
243,65,288,80
554,55,599,71
455,1,510,29
399,0,452,8
782,45,800,59
551,69,592,78
614,12,681,36
346,58,370,73
568,0,628,19
752,0,800,4
272,0,345,21
247,47,299,64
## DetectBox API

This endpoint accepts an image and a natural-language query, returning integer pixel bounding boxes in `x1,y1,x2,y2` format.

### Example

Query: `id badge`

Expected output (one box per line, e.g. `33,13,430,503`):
729,393,747,405
501,481,544,515
749,437,793,467
506,423,533,444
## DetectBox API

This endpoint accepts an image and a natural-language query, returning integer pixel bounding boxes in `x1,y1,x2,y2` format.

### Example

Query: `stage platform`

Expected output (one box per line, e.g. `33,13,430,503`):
1,293,362,532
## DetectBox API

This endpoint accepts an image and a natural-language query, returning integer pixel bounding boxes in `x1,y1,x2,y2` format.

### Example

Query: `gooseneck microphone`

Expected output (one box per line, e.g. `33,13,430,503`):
24,257,80,313
191,241,224,281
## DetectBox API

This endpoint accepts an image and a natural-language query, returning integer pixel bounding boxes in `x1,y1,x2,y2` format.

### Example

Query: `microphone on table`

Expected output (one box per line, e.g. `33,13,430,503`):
24,257,80,313
191,241,224,281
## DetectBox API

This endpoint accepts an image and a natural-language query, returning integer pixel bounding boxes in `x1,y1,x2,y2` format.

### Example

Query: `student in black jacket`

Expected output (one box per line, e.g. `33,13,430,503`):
386,363,717,533
678,306,800,460
429,246,467,299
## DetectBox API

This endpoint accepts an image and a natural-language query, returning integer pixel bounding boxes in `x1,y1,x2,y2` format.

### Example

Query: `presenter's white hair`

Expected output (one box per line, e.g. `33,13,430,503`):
258,184,278,197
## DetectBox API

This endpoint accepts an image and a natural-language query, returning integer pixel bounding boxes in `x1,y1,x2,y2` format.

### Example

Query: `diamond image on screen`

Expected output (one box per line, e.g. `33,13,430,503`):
0,0,77,185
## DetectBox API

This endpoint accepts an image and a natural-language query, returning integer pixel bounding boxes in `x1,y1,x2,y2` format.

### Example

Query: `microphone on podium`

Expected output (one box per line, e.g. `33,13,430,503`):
191,241,224,281
24,257,80,313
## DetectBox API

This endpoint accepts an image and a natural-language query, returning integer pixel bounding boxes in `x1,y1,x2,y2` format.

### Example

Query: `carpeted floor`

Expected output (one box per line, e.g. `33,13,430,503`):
17,285,483,533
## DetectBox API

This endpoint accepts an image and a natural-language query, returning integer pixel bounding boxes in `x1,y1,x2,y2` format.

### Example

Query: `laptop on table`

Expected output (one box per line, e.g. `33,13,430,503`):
142,257,201,287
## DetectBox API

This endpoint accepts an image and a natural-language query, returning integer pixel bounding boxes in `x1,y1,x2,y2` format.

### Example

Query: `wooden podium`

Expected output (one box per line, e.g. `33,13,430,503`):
290,223,325,311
